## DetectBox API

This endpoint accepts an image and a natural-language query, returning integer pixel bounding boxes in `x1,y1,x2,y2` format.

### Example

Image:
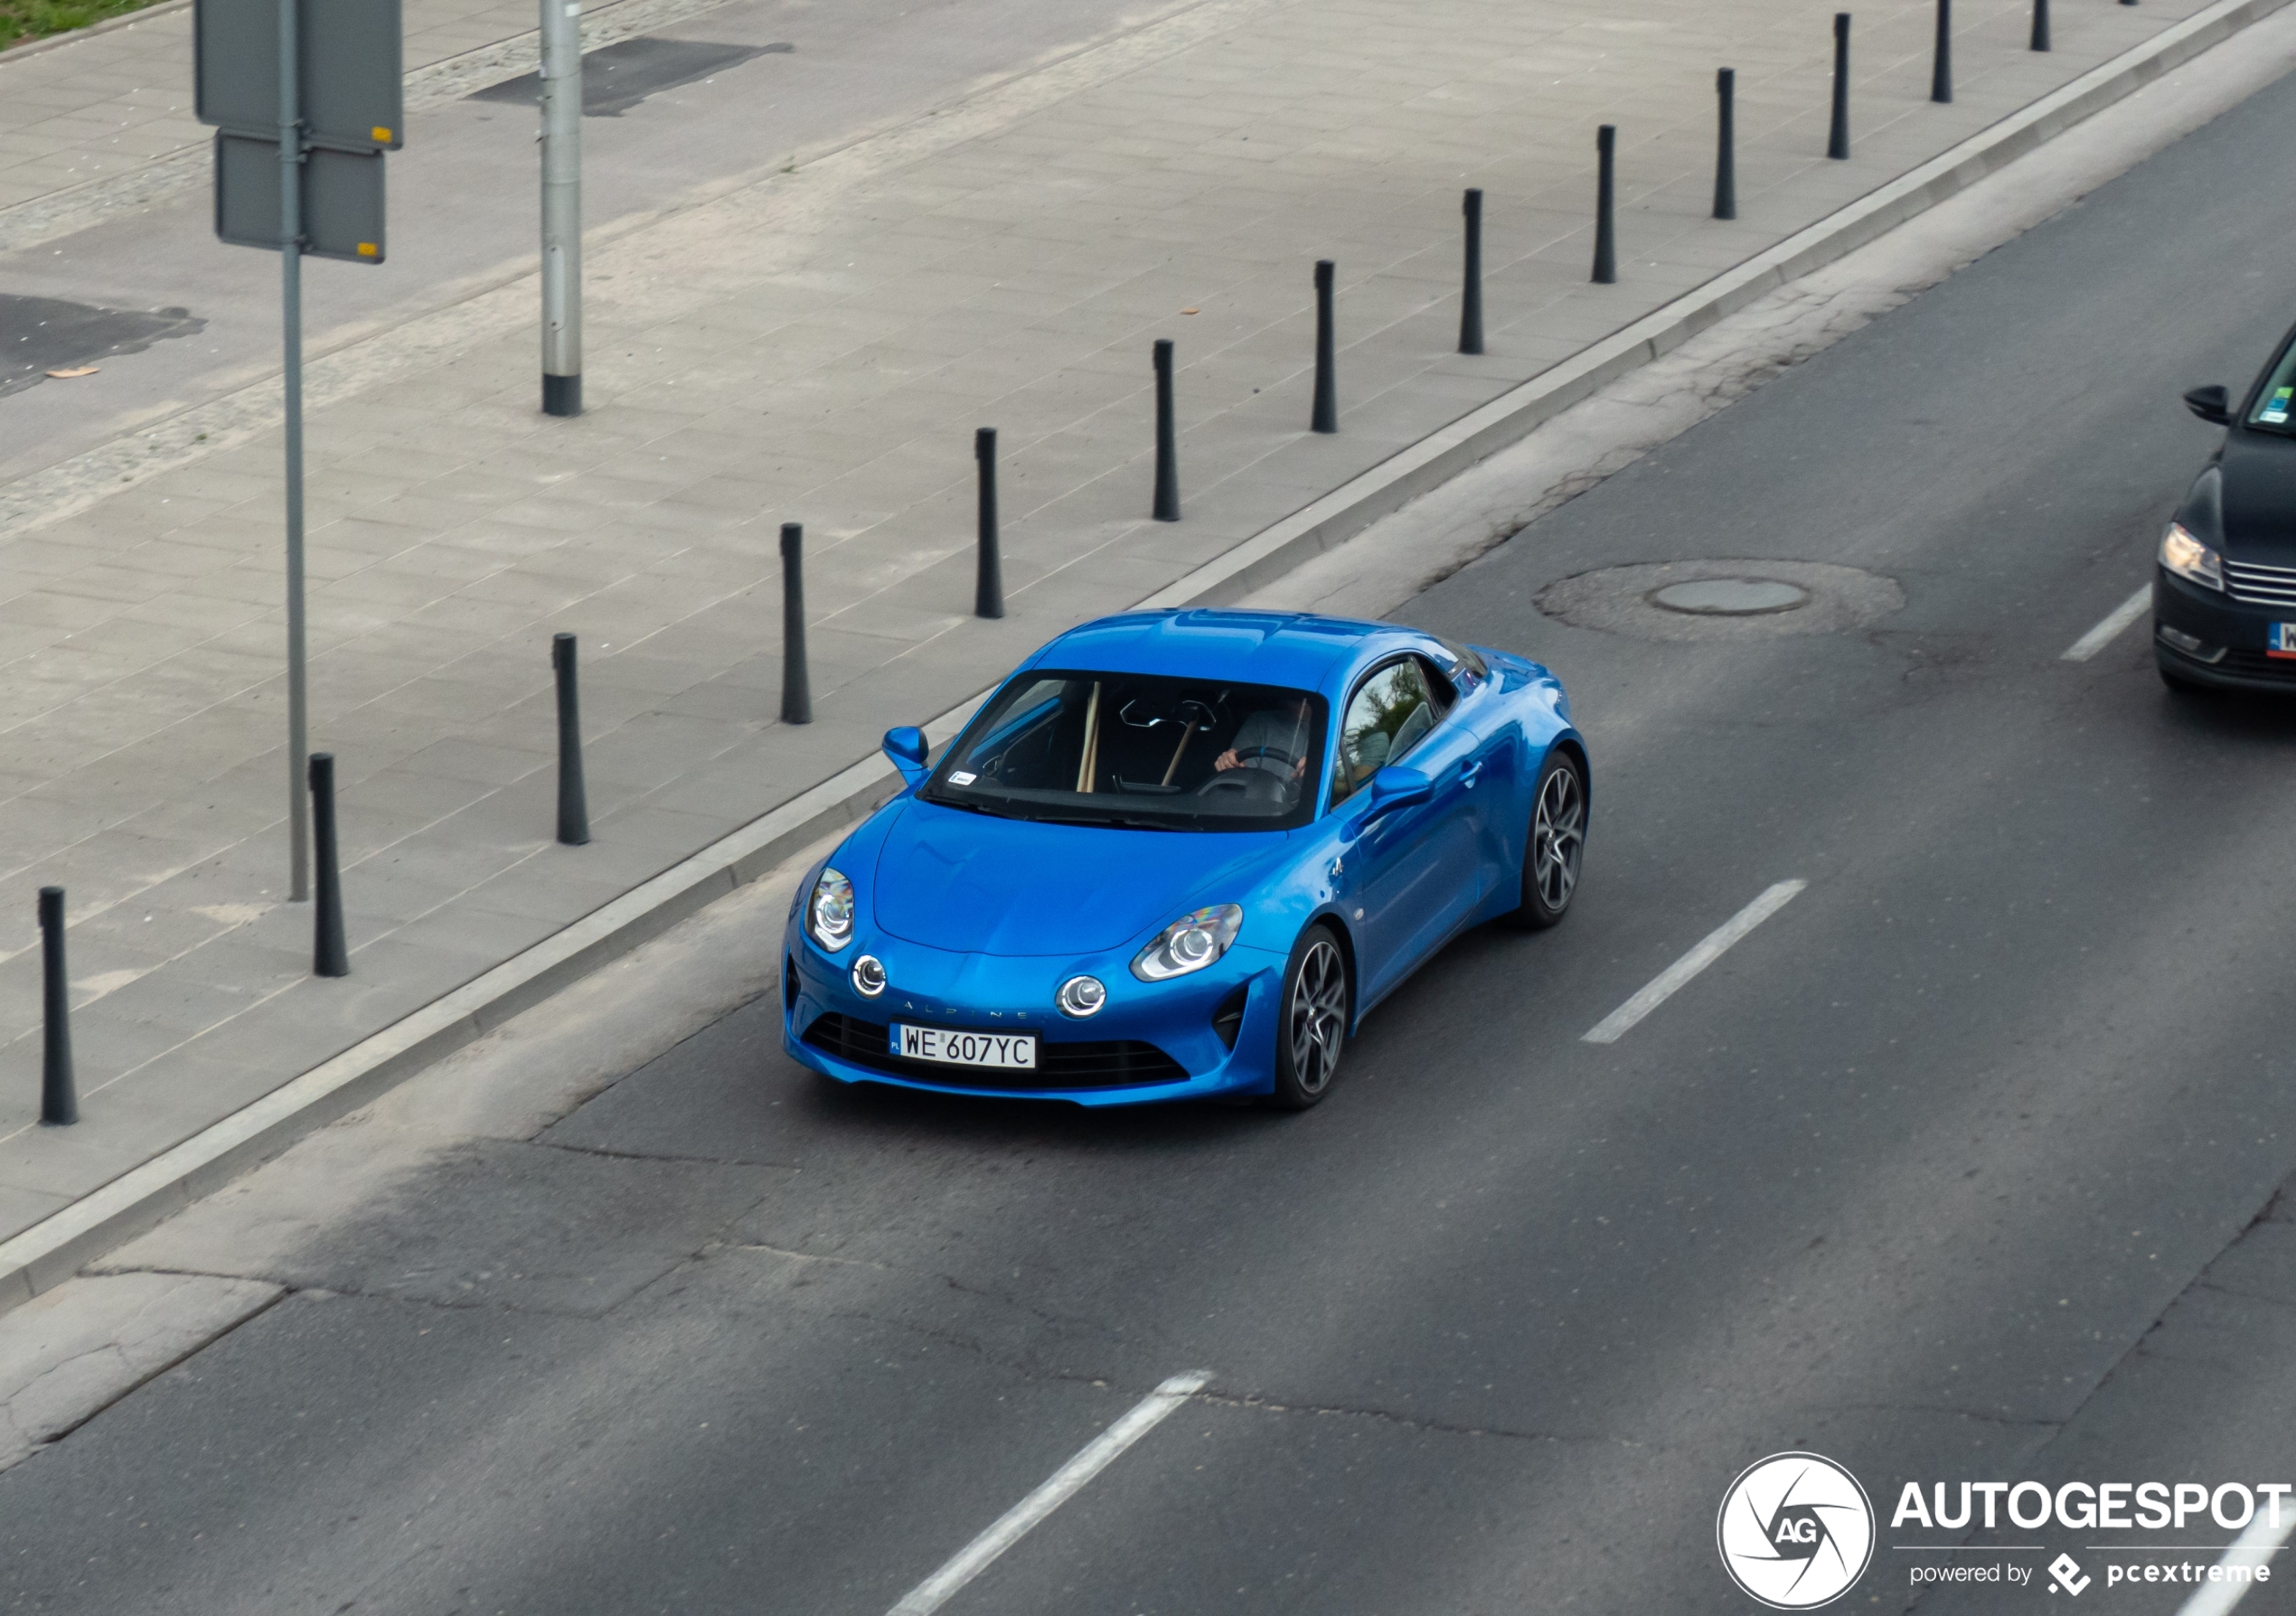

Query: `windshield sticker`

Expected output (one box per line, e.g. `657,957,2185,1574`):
2263,386,2293,425
949,770,978,785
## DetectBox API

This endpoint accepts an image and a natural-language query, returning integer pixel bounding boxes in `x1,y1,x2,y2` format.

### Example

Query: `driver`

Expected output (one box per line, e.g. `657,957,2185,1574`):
1214,698,1309,779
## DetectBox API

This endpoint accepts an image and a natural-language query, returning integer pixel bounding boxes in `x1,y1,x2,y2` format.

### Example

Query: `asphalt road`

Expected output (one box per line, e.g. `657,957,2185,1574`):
0,0,1153,480
5,47,2296,1616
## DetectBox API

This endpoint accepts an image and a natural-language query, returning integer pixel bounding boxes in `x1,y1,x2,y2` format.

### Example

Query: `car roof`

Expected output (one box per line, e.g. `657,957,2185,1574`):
1022,609,1427,695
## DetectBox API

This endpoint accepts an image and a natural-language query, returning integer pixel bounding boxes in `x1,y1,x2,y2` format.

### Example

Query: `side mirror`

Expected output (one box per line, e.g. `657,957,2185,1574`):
1352,766,1431,832
2183,385,2232,426
882,725,930,787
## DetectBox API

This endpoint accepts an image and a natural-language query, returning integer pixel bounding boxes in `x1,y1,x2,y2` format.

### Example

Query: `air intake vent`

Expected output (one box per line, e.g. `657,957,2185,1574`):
803,1014,1187,1088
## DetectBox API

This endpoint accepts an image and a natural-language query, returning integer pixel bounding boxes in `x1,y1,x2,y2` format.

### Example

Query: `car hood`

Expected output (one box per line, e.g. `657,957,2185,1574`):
2219,430,2296,561
870,799,1285,956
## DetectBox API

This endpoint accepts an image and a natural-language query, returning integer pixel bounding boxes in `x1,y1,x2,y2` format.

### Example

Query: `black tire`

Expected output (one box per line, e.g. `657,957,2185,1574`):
1508,748,1586,931
1268,922,1350,1110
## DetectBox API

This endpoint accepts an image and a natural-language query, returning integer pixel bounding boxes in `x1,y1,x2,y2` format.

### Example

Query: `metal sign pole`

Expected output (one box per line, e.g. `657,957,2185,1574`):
278,0,309,901
540,0,581,416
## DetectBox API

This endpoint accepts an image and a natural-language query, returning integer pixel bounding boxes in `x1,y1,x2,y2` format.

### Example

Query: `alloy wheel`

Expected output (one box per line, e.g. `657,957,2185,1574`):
1532,764,1585,911
1286,938,1347,1095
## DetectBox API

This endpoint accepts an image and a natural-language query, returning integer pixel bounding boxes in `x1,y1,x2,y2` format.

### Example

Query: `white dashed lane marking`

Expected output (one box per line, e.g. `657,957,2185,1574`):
886,1370,1212,1616
1581,880,1807,1046
2173,1508,2296,1616
2062,583,2151,662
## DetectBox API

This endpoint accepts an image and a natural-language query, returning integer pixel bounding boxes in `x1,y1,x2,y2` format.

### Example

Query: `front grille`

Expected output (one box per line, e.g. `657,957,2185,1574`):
2207,647,2296,681
803,1013,1188,1089
2224,558,2296,607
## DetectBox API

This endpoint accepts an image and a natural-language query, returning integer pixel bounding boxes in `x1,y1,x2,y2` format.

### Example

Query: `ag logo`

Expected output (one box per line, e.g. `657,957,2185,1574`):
1717,1452,1876,1609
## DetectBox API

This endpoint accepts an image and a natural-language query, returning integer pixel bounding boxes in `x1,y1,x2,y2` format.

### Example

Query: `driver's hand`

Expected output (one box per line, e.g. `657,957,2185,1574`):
1293,756,1306,777
1214,749,1240,771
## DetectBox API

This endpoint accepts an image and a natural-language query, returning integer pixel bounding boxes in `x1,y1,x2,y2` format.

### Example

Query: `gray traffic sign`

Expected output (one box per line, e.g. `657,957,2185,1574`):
213,133,385,261
194,0,403,153
202,0,402,901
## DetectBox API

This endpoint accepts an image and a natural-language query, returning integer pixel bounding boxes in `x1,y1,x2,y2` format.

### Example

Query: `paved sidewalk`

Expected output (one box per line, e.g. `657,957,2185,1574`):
0,0,2254,1254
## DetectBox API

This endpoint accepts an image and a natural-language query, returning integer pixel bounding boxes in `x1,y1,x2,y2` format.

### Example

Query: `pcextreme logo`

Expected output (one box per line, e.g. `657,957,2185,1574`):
1717,1452,1877,1609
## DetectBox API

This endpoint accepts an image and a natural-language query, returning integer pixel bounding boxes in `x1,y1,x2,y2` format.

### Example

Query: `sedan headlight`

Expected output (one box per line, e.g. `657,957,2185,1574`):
2160,522,2224,591
807,867,856,952
1131,904,1243,982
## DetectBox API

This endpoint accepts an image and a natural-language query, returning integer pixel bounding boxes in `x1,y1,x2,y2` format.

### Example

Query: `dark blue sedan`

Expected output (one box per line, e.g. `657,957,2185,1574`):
781,609,1587,1108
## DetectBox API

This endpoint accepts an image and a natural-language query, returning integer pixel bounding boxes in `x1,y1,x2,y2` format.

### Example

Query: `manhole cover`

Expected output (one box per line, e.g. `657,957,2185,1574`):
1536,560,1903,643
1650,578,1809,615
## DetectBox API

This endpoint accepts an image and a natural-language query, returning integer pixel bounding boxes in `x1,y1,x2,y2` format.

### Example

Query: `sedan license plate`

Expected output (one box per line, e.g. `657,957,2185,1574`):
891,1024,1037,1070
2272,623,2296,660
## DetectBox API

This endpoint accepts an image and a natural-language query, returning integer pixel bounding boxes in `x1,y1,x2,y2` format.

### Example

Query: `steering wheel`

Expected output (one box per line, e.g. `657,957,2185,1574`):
1195,768,1291,802
1227,745,1297,768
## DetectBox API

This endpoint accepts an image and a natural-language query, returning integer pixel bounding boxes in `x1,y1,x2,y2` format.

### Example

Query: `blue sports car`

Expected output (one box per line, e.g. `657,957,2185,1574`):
781,609,1587,1109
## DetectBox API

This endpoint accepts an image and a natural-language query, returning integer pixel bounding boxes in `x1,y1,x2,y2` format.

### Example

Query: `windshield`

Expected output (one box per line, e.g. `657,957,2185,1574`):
2248,334,2296,432
923,669,1327,831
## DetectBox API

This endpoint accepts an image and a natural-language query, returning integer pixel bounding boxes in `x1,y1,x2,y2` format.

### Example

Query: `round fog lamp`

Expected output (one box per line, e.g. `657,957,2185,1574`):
851,954,887,997
1057,974,1106,1018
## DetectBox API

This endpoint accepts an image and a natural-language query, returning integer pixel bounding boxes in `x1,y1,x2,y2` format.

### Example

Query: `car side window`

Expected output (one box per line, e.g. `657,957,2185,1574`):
1330,658,1437,807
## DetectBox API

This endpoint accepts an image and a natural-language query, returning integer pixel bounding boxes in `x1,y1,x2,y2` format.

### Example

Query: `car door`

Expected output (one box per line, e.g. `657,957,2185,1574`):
1331,656,1481,1003
1437,647,1519,909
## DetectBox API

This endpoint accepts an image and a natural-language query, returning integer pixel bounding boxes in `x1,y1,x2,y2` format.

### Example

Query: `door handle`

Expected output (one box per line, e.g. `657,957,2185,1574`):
1460,760,1483,789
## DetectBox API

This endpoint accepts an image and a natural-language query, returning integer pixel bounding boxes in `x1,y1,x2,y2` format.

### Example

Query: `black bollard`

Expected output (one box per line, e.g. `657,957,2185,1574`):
552,633,589,845
1311,261,1338,434
1931,0,1952,102
308,753,349,978
1828,14,1851,160
974,428,1005,614
1458,189,1484,356
1152,343,1181,521
1592,125,1617,285
2031,0,2050,50
37,887,74,1126
780,522,812,725
1714,70,1736,221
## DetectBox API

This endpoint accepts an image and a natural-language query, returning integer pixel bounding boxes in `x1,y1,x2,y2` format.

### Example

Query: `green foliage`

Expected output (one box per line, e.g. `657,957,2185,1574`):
0,0,165,52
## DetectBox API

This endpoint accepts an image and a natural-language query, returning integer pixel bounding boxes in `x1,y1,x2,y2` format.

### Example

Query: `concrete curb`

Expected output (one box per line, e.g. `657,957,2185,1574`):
0,0,2280,1318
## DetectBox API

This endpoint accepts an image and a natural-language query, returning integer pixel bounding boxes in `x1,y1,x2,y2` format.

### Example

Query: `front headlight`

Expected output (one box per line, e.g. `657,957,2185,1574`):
1131,904,1243,982
2160,522,2224,591
807,868,855,952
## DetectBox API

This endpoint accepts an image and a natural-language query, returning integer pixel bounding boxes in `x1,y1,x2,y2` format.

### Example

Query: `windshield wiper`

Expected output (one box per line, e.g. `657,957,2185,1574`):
922,792,1020,819
1032,813,1181,831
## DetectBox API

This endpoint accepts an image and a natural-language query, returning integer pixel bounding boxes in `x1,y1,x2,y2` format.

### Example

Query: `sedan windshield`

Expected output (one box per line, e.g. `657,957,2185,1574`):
923,670,1327,831
2248,334,2296,432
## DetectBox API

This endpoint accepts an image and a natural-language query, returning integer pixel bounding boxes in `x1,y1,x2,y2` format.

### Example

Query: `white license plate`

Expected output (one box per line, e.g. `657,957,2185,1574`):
891,1024,1037,1070
2272,623,2296,658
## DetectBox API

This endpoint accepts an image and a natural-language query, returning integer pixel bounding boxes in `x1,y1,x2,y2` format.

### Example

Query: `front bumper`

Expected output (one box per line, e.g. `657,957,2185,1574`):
2152,569,2296,693
780,922,1286,1106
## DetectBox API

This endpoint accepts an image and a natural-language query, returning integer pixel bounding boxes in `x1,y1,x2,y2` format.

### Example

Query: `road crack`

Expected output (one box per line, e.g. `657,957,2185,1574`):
1193,1388,1650,1448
